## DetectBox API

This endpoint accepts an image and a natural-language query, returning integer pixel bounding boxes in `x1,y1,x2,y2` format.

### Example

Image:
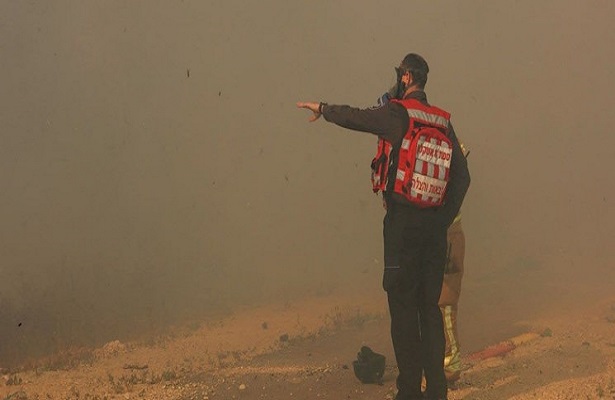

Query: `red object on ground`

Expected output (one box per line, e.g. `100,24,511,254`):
466,340,517,362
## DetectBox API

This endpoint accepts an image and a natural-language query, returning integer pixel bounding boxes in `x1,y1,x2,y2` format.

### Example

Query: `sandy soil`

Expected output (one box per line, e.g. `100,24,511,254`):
2,288,614,400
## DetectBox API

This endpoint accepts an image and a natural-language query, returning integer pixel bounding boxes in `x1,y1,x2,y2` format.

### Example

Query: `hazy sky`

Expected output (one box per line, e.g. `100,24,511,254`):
1,1,613,364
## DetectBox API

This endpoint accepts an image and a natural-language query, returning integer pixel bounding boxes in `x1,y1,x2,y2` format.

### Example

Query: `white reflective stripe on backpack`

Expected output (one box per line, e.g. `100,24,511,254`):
406,109,449,128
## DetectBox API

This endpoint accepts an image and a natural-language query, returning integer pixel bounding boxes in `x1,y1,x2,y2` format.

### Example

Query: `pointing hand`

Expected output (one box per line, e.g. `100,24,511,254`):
296,102,322,122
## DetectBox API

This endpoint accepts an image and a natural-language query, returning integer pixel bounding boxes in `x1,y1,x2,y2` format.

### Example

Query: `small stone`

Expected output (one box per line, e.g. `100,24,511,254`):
239,384,246,390
541,328,553,337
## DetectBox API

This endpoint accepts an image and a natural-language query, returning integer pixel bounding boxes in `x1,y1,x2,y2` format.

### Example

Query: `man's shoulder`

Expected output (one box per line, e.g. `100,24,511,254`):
365,100,407,117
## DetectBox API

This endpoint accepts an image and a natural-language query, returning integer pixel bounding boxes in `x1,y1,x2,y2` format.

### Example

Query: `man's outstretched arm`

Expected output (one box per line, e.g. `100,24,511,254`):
297,101,406,143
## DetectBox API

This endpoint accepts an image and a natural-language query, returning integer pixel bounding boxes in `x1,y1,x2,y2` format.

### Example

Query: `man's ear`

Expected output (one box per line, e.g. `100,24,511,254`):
406,71,414,86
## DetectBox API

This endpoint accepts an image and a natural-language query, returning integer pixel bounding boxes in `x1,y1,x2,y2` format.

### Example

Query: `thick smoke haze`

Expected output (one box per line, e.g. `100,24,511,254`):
1,1,613,365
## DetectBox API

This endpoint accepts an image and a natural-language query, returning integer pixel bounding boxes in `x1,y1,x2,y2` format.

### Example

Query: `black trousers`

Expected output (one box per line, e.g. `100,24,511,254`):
383,201,448,400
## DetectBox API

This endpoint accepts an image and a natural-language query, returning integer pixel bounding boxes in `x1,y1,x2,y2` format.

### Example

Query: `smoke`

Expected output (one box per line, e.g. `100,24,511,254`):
1,1,613,365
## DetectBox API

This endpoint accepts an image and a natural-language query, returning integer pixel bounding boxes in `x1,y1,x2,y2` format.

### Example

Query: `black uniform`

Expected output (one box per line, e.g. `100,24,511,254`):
322,91,470,400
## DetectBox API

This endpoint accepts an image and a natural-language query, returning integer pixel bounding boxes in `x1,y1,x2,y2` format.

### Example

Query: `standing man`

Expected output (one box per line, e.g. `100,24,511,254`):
297,53,470,400
440,211,466,384
374,91,470,386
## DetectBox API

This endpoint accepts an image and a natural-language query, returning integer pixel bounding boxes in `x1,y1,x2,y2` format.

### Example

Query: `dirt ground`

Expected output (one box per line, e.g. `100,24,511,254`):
2,287,614,400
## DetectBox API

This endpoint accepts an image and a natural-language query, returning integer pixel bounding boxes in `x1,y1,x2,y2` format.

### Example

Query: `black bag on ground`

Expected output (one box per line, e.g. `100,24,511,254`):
352,346,386,384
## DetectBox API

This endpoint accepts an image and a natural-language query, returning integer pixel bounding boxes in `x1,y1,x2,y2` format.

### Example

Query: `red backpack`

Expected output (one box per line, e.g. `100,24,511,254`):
396,125,452,207
392,99,452,207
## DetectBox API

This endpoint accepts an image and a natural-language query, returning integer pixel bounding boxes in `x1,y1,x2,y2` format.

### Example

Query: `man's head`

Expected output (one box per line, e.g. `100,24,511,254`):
394,53,429,98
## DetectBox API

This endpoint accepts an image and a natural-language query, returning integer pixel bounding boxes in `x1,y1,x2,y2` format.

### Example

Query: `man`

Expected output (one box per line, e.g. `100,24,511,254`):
374,92,469,386
297,53,470,400
439,142,469,385
440,211,466,384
